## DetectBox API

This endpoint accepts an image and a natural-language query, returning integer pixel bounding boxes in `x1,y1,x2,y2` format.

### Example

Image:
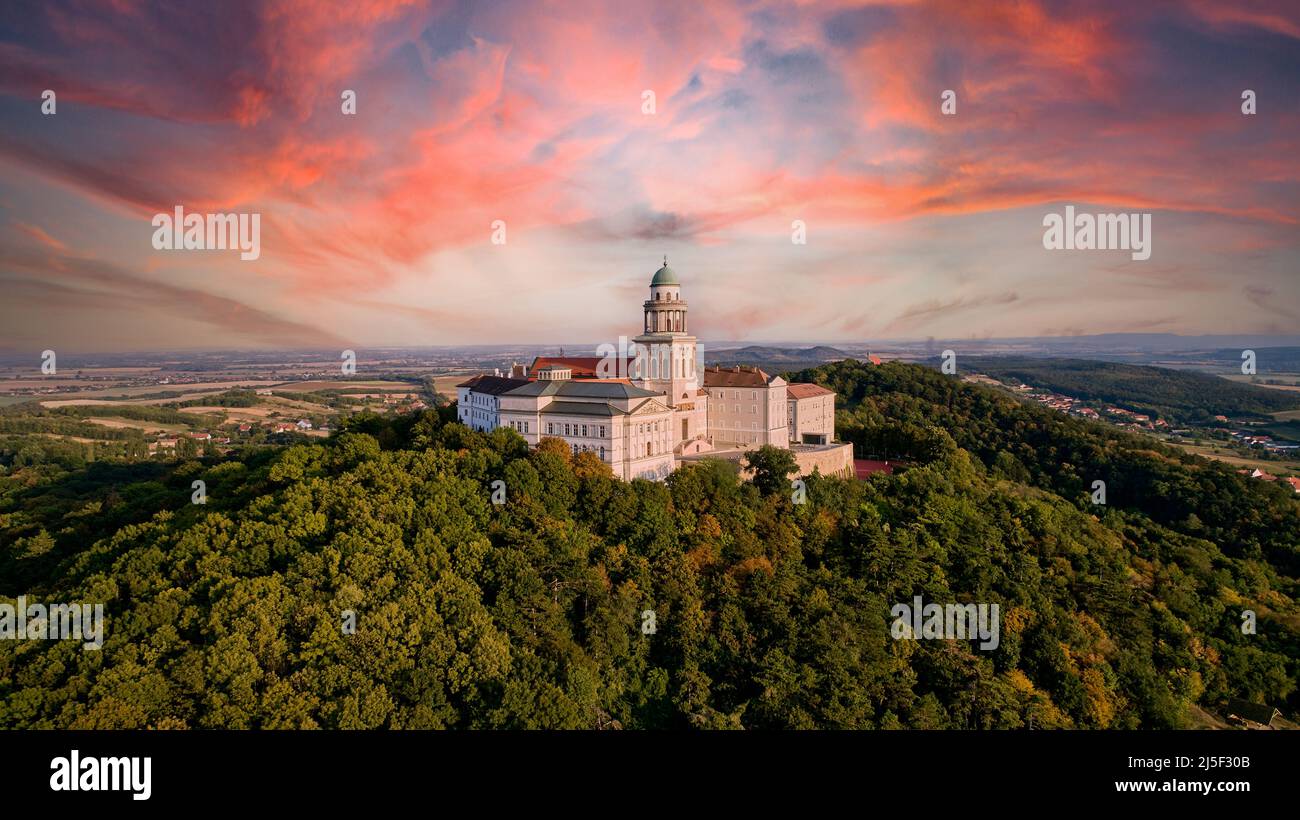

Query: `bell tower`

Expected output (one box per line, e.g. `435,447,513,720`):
633,257,700,415
642,255,688,334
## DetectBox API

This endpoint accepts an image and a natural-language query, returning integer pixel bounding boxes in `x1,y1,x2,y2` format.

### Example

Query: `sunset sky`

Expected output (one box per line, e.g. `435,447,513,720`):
0,0,1297,352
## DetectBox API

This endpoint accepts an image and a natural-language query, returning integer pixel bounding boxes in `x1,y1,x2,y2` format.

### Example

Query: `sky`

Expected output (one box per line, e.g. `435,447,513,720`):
0,0,1297,352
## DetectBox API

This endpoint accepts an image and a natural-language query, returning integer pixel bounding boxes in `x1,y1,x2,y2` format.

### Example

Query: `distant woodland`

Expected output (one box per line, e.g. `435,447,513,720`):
961,356,1300,422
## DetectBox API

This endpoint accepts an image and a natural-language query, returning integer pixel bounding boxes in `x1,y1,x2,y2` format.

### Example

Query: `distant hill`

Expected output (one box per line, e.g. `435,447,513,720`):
705,345,850,372
1197,347,1300,372
960,356,1300,422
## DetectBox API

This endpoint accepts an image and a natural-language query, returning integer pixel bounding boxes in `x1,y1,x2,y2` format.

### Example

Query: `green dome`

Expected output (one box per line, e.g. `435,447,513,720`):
651,257,678,286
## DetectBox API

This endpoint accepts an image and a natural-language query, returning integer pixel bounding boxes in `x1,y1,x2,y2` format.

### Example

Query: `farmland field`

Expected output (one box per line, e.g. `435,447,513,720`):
1171,442,1300,474
277,380,413,392
86,417,192,434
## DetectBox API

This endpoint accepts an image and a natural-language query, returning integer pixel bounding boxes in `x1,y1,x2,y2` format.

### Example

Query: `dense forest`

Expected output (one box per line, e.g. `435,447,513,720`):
1,361,1296,729
959,356,1300,423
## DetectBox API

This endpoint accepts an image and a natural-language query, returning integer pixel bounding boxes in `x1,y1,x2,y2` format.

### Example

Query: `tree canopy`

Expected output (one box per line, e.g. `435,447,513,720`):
1,362,1296,729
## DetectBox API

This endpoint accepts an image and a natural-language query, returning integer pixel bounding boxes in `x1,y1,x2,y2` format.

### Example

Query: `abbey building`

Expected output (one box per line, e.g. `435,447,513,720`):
457,260,839,480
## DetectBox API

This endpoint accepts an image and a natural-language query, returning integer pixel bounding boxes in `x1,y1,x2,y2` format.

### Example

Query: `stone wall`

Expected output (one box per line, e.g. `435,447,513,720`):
679,442,854,481
789,443,854,479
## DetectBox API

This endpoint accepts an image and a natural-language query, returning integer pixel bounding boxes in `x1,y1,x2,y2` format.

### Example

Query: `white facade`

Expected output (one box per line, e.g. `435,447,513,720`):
787,385,835,445
456,375,529,432
457,385,500,431
702,367,789,447
498,380,675,480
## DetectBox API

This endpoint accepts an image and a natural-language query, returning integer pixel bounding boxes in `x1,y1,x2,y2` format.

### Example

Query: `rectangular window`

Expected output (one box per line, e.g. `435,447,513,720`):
564,424,571,436
599,425,606,437
547,423,553,435
581,424,587,437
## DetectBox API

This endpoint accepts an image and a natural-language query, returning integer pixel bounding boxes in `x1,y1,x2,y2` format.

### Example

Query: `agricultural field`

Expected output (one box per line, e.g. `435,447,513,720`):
85,417,192,435
279,379,413,392
1221,373,1300,391
432,374,473,399
1170,441,1300,475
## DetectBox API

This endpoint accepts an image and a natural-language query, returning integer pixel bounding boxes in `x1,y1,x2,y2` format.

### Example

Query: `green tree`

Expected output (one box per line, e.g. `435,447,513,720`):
743,445,799,497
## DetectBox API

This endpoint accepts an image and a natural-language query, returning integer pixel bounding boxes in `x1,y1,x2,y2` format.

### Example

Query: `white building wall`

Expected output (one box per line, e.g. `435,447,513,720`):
704,380,788,447
788,394,835,444
459,386,503,432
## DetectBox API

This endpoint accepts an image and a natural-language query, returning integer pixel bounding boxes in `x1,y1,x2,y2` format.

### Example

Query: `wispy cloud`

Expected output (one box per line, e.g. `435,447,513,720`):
0,0,1296,349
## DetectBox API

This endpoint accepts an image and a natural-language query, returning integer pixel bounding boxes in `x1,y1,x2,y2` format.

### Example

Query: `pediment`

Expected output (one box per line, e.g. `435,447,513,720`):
631,398,669,415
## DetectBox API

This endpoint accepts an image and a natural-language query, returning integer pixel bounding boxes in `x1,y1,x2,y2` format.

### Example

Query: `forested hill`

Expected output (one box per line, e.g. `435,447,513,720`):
954,356,1300,422
797,360,1300,574
1,361,1296,729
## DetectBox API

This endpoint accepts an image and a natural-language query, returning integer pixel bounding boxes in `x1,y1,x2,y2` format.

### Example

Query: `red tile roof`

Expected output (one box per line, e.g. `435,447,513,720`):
531,356,633,378
787,383,833,400
702,365,773,388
